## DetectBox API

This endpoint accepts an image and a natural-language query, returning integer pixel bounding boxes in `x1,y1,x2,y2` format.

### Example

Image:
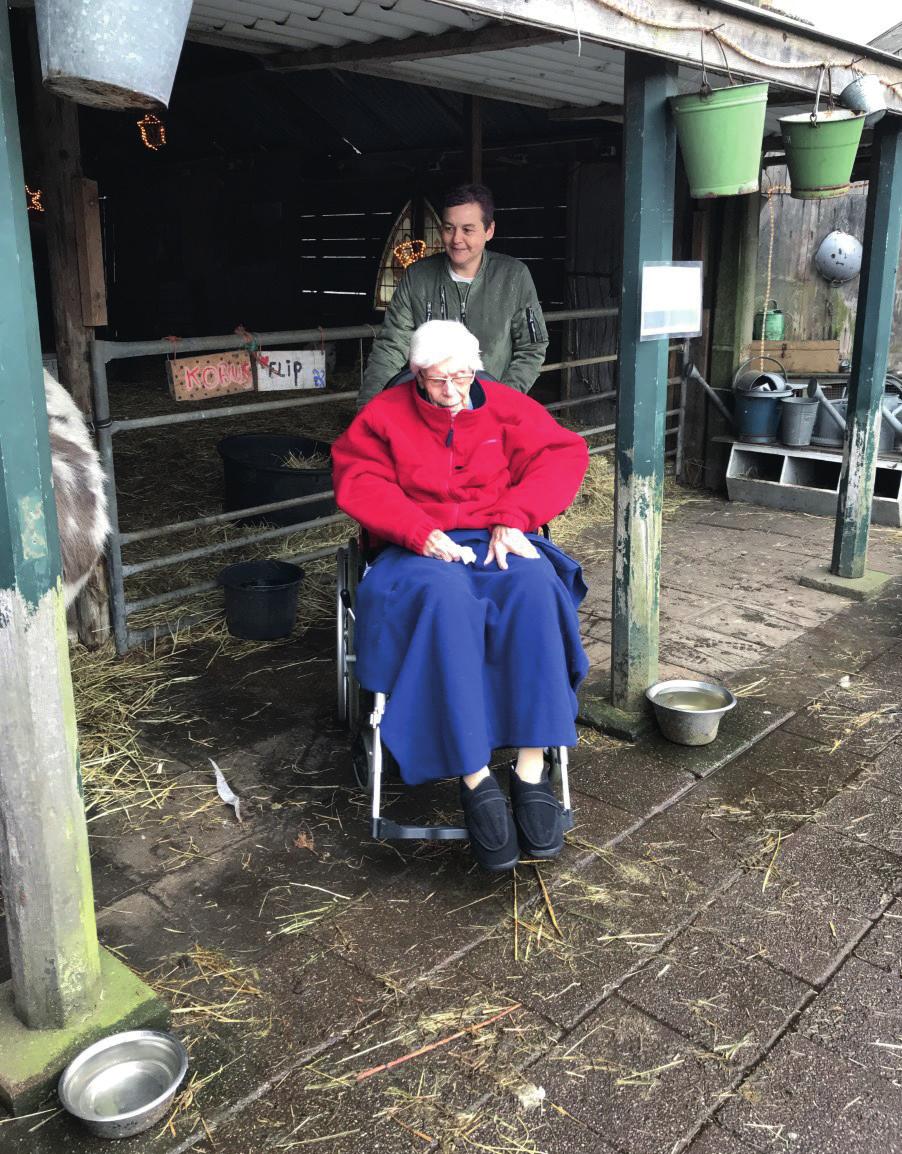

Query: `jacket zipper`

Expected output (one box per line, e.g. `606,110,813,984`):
459,281,471,327
445,413,455,498
440,285,447,320
526,306,538,342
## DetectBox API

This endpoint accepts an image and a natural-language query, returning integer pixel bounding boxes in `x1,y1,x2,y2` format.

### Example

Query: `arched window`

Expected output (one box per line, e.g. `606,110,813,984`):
374,199,443,311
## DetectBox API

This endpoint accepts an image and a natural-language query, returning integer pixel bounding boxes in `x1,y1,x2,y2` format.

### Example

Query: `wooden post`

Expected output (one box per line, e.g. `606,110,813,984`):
610,53,676,713
1,9,167,1114
0,4,101,1031
29,21,111,647
831,117,902,579
704,194,758,489
464,95,483,184
676,205,713,485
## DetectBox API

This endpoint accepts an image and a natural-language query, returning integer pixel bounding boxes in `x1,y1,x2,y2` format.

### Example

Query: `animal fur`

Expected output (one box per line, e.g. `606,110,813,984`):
44,370,110,607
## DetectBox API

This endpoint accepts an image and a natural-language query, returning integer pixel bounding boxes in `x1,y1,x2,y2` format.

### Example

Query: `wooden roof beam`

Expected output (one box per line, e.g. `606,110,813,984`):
548,103,623,121
426,0,902,111
264,23,567,73
326,60,565,109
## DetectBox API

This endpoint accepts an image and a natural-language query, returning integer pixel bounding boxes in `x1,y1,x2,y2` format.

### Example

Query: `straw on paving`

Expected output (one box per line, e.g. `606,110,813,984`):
295,993,542,1149
70,640,195,822
146,945,272,1138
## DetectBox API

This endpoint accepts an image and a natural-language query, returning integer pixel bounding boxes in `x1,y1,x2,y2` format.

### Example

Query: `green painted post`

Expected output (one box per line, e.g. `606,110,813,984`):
832,117,902,579
611,53,676,713
0,4,101,1027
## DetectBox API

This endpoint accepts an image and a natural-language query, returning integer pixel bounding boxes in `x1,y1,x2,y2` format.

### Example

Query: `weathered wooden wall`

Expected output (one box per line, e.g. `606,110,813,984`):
757,167,902,370
95,160,571,344
565,159,622,404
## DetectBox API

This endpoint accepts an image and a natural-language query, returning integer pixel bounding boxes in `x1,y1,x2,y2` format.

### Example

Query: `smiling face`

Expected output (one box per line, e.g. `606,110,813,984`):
417,357,476,416
441,201,495,278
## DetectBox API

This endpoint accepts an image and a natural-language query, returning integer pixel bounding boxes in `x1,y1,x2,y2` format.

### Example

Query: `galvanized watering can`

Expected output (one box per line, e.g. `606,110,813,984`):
752,300,784,342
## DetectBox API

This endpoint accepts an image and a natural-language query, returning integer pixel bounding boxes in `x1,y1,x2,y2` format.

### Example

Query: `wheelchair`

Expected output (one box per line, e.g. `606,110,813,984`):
336,531,575,842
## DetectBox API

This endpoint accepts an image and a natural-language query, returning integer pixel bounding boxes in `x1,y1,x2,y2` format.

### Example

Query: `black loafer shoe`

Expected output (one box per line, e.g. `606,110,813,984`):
509,768,564,859
460,775,520,872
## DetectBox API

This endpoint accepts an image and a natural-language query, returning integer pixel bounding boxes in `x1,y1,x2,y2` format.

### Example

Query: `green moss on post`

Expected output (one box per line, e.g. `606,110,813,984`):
0,950,170,1115
611,53,677,712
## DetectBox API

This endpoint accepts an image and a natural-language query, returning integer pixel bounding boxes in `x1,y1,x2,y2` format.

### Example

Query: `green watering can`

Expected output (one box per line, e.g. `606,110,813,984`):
752,300,784,342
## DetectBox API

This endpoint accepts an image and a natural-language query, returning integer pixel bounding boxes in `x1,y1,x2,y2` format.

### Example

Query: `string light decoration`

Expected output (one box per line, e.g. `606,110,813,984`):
393,239,427,269
25,185,45,213
137,113,167,151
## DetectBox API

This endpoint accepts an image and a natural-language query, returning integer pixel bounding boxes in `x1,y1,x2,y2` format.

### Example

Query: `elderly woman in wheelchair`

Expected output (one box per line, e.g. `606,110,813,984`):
331,320,589,872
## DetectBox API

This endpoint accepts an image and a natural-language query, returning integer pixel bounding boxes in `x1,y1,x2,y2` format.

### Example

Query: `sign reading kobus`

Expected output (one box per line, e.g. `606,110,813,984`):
167,351,254,402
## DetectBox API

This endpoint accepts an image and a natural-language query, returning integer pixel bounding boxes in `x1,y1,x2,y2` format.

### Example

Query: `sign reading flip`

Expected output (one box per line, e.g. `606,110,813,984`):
257,350,327,392
167,351,254,402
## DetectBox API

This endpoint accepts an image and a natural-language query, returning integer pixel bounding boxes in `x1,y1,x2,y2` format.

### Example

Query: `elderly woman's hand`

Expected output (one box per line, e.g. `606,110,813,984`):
484,525,540,570
423,529,470,562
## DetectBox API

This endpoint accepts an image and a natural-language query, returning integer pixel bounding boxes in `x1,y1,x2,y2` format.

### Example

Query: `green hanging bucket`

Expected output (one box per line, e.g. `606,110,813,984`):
671,82,769,198
779,109,865,199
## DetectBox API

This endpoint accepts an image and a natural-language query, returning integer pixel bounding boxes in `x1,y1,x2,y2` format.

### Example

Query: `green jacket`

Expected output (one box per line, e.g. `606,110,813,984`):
360,249,548,407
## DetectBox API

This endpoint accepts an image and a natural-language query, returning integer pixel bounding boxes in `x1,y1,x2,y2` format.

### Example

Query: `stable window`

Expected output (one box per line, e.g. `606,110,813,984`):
374,199,442,311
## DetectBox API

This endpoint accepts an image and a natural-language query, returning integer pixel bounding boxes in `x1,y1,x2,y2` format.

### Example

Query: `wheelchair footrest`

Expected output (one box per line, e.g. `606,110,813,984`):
373,818,470,841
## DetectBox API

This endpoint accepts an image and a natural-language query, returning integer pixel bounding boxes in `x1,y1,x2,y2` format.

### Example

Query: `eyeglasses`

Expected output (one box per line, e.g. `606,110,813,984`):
419,370,475,387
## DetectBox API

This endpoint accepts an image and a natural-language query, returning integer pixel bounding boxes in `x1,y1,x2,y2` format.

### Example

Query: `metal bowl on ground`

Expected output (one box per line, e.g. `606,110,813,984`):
58,1030,188,1139
646,679,737,746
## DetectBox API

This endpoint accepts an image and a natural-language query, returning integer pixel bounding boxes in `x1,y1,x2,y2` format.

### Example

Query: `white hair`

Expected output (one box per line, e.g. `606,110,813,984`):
408,320,483,374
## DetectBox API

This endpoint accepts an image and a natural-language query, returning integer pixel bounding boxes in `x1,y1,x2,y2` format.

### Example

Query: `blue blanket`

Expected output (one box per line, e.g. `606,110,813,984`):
354,530,589,784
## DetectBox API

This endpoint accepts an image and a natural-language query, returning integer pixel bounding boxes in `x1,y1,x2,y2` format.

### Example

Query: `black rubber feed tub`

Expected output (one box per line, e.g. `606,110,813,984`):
218,560,304,641
218,434,335,526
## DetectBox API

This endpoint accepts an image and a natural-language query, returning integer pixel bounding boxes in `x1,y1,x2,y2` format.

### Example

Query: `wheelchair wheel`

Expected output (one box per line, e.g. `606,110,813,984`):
335,539,361,728
351,731,373,791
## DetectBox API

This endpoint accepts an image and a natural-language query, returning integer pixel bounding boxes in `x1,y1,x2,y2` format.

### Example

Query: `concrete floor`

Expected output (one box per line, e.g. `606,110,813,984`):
3,493,902,1153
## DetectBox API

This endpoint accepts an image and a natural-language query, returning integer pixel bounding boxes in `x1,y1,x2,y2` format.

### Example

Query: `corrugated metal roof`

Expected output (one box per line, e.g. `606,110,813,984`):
189,0,489,52
185,0,627,109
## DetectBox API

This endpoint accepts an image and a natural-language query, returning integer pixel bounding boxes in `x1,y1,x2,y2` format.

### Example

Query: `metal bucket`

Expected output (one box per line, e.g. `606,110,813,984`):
779,110,866,200
732,357,791,444
35,0,192,109
734,392,787,444
59,1030,188,1138
670,82,769,198
780,397,819,447
839,74,887,128
646,680,737,746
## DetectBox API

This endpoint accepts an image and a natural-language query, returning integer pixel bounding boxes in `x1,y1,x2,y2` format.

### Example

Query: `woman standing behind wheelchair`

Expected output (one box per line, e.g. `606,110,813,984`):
331,320,589,872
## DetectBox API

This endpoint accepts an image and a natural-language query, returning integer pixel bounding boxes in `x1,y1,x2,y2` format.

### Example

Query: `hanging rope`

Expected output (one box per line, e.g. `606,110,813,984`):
555,0,900,99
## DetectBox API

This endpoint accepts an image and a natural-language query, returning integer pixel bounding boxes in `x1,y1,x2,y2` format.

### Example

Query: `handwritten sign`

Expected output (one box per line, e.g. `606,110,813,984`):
257,350,326,392
167,351,254,402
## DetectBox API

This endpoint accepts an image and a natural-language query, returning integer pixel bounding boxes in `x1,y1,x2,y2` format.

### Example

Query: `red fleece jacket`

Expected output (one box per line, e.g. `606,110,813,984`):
331,378,589,555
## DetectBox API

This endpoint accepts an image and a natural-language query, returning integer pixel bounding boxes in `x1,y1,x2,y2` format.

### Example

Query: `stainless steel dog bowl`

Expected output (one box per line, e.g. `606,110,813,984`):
58,1030,188,1139
646,679,737,746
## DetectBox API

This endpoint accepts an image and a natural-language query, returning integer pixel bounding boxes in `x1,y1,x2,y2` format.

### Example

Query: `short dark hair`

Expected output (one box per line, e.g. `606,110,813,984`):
441,184,495,228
